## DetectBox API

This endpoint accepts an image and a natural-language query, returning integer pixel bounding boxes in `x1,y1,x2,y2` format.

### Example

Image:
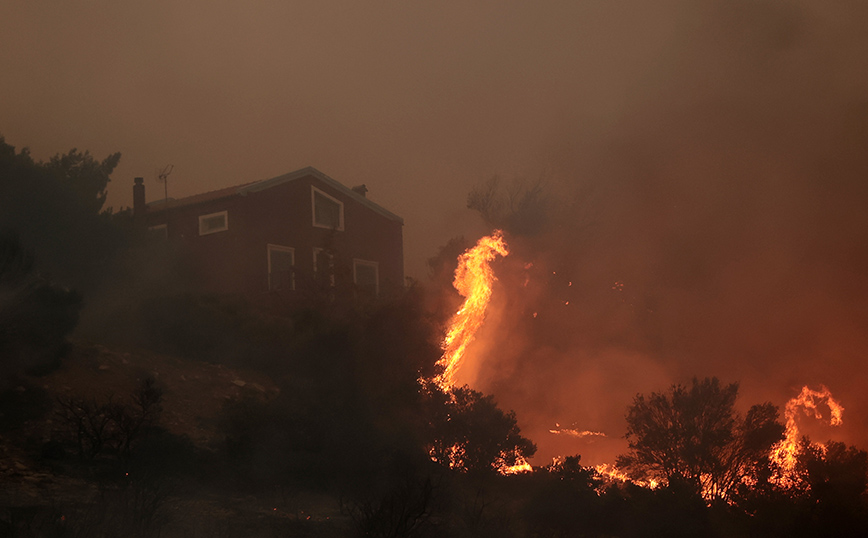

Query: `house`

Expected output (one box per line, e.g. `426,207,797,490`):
133,167,404,302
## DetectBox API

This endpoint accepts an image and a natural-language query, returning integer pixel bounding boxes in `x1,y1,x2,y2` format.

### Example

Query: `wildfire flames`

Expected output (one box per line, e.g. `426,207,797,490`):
425,231,850,488
500,456,534,475
423,231,529,475
549,424,607,439
771,385,844,482
433,230,509,391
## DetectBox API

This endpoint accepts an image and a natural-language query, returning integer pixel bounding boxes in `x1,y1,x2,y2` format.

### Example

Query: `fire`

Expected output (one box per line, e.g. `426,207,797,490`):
593,464,659,489
549,424,607,438
771,385,844,482
499,455,533,475
593,463,631,483
433,230,509,390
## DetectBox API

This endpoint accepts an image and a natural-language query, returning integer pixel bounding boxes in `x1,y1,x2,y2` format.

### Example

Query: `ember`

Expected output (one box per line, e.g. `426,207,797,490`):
549,425,607,439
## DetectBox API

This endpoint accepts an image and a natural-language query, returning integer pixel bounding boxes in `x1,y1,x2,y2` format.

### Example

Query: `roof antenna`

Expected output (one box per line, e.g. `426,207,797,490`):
156,164,174,206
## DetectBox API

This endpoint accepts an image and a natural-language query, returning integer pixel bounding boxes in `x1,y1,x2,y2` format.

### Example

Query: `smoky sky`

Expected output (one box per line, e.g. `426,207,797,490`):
451,1,868,464
3,1,868,464
2,0,723,279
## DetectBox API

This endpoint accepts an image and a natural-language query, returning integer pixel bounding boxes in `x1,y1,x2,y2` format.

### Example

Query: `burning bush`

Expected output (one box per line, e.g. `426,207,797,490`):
616,377,785,502
53,377,163,461
424,385,536,474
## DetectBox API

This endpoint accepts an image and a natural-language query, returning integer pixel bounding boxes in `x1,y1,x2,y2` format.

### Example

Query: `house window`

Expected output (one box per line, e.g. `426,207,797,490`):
311,187,344,230
353,259,379,297
199,210,228,236
313,248,335,287
268,244,295,291
148,224,168,239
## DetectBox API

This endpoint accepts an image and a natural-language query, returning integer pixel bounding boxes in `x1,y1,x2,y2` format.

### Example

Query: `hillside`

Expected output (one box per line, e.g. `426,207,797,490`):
0,341,347,538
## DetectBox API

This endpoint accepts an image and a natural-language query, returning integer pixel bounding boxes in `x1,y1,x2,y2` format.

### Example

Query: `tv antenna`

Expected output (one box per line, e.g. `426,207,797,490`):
156,164,174,206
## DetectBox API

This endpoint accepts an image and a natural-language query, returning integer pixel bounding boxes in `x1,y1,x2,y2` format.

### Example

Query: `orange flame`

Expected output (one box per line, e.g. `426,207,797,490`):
499,456,533,475
771,385,844,482
593,463,631,483
549,424,607,438
434,230,509,390
592,463,659,489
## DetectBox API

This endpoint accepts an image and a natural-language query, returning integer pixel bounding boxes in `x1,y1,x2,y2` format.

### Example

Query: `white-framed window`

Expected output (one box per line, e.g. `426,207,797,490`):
313,248,336,287
199,210,229,236
268,244,295,291
148,224,168,239
353,259,379,297
311,186,344,231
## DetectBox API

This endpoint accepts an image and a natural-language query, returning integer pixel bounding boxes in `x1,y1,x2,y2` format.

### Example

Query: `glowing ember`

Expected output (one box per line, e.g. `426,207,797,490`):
593,464,659,488
593,463,631,482
549,424,607,438
499,456,533,475
434,230,509,390
771,385,844,482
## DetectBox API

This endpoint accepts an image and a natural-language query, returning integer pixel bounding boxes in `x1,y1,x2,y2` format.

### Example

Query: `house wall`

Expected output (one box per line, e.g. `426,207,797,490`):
143,173,403,300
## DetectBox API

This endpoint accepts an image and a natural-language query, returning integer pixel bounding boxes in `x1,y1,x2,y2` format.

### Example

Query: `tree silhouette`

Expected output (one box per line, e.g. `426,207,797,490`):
0,233,81,383
0,136,123,291
617,377,784,501
424,385,536,473
467,175,552,236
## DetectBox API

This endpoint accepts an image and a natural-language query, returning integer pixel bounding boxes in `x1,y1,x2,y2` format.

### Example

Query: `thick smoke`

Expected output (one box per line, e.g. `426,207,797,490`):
459,0,868,465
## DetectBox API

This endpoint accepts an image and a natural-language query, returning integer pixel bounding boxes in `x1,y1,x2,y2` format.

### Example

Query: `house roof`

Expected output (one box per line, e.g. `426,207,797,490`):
147,167,403,224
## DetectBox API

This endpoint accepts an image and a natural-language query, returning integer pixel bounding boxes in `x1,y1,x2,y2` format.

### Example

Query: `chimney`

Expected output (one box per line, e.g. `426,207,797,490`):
352,184,368,197
133,177,146,219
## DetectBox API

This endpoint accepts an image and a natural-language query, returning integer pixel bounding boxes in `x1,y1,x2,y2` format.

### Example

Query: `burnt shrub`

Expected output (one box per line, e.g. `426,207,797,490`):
342,474,438,538
52,378,163,461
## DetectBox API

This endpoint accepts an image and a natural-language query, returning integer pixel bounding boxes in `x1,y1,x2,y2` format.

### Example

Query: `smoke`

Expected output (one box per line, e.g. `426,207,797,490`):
454,0,868,465
3,0,866,466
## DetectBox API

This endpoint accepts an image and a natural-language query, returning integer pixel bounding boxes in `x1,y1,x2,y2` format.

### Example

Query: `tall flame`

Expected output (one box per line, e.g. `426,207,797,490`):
434,230,509,390
771,385,844,481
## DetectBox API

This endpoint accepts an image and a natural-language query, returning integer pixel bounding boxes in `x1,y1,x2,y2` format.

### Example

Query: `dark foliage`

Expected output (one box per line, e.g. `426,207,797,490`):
0,137,124,293
794,440,868,537
424,385,537,474
342,474,437,538
214,288,442,491
522,456,602,537
0,233,81,384
133,292,297,371
617,377,784,501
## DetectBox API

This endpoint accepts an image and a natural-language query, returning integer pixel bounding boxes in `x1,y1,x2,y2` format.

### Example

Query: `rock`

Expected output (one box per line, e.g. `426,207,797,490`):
232,379,246,387
98,364,110,371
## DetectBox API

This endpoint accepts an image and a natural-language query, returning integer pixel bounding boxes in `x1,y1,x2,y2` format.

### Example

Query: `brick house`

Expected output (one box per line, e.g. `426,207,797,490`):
133,167,403,301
